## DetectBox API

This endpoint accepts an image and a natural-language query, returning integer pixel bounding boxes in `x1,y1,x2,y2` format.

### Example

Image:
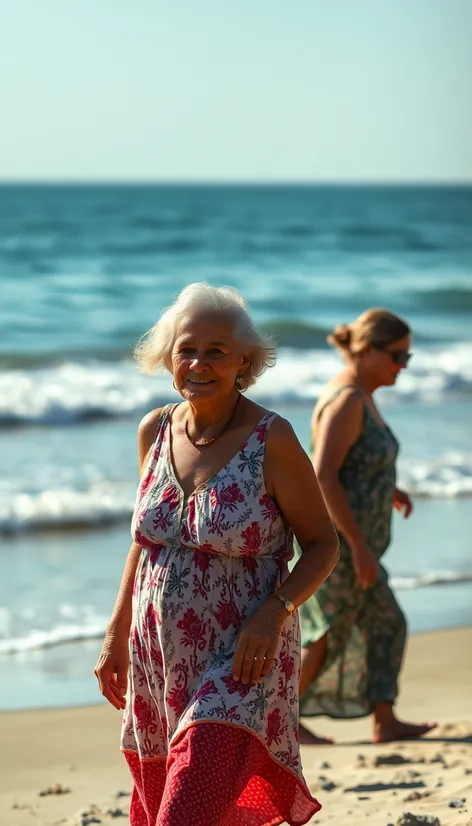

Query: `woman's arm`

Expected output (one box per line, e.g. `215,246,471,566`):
312,390,379,588
94,408,162,709
264,416,340,607
312,390,365,549
94,541,142,710
232,416,339,686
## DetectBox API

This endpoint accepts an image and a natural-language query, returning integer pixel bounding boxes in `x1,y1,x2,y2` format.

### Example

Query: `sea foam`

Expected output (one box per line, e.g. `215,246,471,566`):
2,342,472,426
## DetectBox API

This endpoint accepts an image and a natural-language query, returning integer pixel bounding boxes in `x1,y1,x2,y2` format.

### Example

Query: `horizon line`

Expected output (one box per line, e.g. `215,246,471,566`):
1,177,472,188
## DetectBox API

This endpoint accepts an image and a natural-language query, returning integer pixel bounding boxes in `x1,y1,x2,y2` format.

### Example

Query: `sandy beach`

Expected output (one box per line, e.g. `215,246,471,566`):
1,627,470,826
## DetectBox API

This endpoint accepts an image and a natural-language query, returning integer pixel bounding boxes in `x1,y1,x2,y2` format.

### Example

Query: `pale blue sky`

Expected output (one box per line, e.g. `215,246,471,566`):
1,0,471,182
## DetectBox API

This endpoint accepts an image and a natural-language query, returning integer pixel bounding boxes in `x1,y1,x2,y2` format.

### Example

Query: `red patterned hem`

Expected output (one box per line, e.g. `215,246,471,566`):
123,720,321,826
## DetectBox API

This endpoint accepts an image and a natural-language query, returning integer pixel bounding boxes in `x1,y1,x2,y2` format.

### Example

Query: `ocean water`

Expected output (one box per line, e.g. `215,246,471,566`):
1,184,471,711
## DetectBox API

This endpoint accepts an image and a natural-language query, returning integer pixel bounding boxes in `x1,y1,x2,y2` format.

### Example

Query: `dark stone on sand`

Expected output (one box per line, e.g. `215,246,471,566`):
396,814,440,826
429,754,445,764
321,780,337,791
104,808,127,818
374,754,412,767
39,783,71,796
74,805,103,825
344,779,424,794
449,798,466,809
403,791,430,802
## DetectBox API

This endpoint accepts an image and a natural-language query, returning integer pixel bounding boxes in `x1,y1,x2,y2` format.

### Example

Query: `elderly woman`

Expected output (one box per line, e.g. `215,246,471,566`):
95,283,339,826
297,309,436,746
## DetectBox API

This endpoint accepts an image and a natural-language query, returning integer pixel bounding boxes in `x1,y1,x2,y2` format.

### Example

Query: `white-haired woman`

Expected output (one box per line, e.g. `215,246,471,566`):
95,283,339,826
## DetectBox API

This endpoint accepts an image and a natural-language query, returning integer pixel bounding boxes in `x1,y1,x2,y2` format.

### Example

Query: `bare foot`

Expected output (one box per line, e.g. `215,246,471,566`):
299,722,334,745
373,719,437,743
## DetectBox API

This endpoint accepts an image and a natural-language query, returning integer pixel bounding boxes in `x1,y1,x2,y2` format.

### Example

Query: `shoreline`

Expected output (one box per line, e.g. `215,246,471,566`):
3,625,467,720
1,610,472,714
1,627,471,826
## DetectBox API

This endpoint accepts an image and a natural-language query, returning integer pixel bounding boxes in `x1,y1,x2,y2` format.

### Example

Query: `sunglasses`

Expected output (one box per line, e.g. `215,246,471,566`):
373,346,412,367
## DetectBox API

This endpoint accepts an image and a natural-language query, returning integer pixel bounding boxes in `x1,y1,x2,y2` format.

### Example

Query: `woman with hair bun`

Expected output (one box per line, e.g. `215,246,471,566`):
94,283,339,825
298,308,436,745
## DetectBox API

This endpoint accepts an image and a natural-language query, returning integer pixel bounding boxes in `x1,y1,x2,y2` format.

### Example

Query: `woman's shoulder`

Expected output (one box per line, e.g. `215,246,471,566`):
236,399,292,449
314,376,364,420
139,405,168,435
138,405,174,454
242,400,284,429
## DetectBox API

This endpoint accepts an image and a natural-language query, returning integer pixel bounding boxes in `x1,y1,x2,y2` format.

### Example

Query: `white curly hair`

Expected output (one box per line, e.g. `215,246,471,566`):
134,282,276,390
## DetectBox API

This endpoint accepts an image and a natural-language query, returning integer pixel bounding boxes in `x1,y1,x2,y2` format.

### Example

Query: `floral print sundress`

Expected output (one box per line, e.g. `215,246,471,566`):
298,385,407,719
121,404,320,826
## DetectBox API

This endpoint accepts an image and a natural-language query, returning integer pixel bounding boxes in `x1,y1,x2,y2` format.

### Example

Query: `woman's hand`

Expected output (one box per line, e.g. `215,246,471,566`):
351,543,379,589
232,599,286,686
94,631,130,711
394,487,413,518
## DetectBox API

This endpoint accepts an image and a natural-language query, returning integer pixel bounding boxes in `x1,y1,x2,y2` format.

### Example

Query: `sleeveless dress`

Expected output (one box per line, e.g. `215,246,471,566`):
121,405,320,826
298,386,407,719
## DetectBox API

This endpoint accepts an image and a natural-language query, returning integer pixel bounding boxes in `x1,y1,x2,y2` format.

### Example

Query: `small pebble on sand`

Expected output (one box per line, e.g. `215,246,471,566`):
403,791,431,803
39,783,71,797
73,805,103,826
449,798,466,808
374,754,412,767
396,814,440,826
429,754,445,764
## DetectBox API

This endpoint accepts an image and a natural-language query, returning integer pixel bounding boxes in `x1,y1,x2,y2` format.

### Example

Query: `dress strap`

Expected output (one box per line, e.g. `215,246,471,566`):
315,384,363,422
148,403,178,461
259,411,279,439
241,411,278,453
263,411,278,429
158,402,178,432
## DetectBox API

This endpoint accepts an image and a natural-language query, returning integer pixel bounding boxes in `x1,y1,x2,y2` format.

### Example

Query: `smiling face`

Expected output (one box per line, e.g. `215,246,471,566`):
361,334,412,387
171,311,249,402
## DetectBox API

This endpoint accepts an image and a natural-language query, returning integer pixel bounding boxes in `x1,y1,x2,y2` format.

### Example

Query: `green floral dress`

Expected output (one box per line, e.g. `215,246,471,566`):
298,385,407,718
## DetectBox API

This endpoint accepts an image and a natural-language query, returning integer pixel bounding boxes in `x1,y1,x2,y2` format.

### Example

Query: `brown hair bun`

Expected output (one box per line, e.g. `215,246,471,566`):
327,309,410,357
327,324,351,350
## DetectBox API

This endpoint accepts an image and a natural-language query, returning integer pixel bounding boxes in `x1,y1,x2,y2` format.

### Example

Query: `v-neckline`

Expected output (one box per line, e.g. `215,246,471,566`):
166,405,269,504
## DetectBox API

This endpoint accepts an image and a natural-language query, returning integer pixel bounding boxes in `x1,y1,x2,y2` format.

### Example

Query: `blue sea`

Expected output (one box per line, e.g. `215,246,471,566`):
1,184,471,711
